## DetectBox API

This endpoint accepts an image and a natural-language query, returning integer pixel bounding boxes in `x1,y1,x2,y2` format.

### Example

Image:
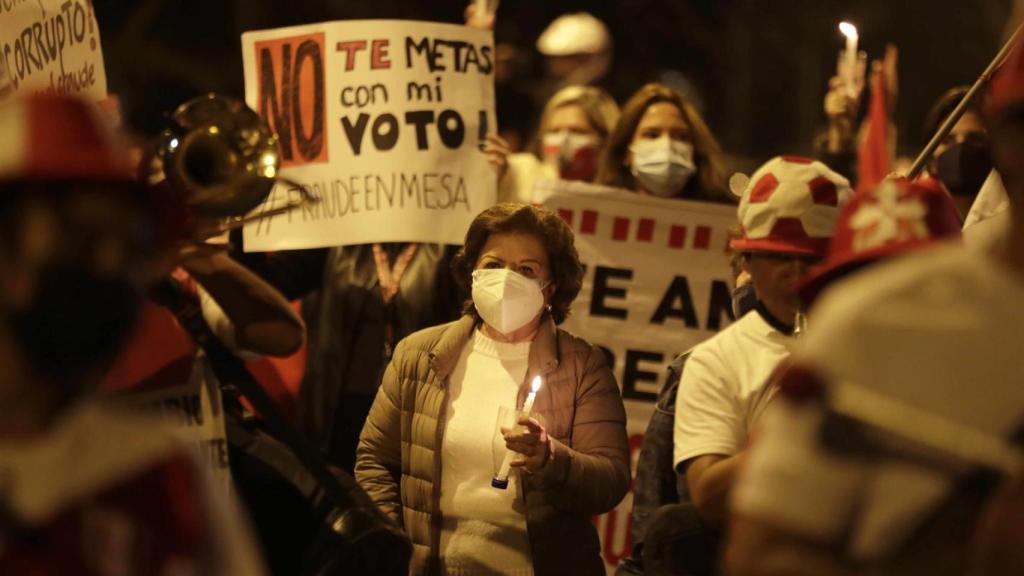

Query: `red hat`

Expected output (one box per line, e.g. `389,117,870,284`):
798,176,962,307
730,156,852,258
989,31,1024,117
0,93,139,186
0,93,185,249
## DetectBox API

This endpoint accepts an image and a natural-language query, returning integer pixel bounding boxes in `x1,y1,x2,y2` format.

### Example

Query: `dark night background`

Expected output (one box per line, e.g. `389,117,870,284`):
92,0,1014,172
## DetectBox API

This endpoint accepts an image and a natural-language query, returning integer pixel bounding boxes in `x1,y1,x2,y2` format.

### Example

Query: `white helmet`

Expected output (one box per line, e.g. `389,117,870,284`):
536,12,611,56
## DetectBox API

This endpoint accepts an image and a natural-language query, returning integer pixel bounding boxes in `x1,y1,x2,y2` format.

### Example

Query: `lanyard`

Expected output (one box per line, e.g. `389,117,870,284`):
372,243,419,305
372,243,419,360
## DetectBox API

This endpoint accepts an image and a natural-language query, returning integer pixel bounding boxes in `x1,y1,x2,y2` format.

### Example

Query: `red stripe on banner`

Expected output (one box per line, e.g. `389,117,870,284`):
669,225,687,249
558,208,574,227
694,226,711,250
581,210,598,235
637,218,654,242
612,217,630,241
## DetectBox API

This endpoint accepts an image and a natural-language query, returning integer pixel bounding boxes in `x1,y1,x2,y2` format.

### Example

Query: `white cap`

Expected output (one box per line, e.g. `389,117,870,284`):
536,12,611,56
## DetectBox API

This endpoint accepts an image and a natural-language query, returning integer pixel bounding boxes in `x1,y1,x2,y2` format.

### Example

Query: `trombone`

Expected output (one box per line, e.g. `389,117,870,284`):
144,93,318,233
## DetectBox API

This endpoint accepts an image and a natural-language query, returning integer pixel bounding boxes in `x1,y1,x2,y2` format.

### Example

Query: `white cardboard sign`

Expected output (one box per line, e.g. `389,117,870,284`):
241,20,497,251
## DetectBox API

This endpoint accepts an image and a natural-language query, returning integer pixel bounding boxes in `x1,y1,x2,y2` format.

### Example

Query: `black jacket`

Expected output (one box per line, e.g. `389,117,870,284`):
236,242,464,471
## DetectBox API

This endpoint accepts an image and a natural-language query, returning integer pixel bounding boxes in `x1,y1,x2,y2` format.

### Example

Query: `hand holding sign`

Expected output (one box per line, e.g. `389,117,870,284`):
465,0,499,31
241,20,497,251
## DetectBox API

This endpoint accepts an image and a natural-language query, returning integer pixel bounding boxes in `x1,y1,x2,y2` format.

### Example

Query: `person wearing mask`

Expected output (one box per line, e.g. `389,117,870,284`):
0,93,265,574
356,203,630,575
232,238,464,475
655,157,850,575
723,44,1024,574
923,86,994,219
499,85,620,203
597,83,730,203
233,119,511,474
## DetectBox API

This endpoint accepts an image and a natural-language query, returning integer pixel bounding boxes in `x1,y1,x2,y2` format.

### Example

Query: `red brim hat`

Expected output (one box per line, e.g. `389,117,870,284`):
797,237,941,307
797,176,962,307
729,236,829,258
0,94,185,250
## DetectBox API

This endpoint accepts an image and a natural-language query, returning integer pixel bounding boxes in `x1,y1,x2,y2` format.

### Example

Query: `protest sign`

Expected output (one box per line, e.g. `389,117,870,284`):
535,179,737,401
0,0,107,101
533,179,737,571
240,20,496,251
118,357,231,487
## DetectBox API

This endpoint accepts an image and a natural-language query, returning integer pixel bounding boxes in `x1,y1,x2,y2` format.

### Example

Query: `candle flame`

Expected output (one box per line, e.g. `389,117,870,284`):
839,22,858,40
531,376,542,393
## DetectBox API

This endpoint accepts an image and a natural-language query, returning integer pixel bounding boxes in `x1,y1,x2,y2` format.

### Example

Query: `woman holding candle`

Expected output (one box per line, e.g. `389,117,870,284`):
596,82,731,203
356,203,630,575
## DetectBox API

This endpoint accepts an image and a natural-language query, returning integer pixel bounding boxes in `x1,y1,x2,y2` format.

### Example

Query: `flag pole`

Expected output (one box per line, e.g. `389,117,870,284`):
906,21,1024,180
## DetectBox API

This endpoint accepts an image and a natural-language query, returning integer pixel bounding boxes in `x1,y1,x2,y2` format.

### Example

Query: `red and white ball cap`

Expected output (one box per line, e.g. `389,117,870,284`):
0,93,186,250
730,156,852,258
797,176,962,306
0,92,137,187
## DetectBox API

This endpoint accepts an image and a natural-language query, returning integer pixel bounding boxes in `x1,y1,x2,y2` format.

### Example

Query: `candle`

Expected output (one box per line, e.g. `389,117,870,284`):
492,376,543,489
521,375,542,415
839,22,859,98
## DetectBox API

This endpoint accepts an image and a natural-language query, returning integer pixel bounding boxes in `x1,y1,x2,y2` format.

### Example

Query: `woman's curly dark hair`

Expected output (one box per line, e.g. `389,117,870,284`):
452,203,583,325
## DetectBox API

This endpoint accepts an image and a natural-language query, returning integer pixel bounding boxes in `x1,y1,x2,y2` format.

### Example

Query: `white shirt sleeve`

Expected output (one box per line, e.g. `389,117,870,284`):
731,398,868,544
673,346,745,469
198,285,257,359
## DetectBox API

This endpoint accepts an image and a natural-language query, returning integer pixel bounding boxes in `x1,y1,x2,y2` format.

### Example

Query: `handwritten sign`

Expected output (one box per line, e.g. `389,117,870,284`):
240,20,496,251
533,180,737,571
0,0,107,101
536,179,737,402
118,357,231,487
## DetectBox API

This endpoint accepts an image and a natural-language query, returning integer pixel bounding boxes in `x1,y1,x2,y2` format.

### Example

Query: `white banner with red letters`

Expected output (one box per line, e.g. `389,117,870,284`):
0,0,108,101
533,179,737,571
240,19,496,251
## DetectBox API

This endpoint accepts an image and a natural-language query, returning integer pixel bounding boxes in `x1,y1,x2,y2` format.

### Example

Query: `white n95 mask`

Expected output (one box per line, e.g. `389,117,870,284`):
629,138,697,197
472,268,547,335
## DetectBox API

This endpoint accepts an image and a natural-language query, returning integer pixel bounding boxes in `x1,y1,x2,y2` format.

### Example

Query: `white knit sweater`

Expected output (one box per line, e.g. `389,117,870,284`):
438,329,535,575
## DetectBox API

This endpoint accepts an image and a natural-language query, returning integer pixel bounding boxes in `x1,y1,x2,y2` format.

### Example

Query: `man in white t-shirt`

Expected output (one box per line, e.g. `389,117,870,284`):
725,39,1024,576
649,157,850,573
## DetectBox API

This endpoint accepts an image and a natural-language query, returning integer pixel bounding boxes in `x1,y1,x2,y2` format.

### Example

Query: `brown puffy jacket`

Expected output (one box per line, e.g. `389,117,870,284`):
356,314,630,575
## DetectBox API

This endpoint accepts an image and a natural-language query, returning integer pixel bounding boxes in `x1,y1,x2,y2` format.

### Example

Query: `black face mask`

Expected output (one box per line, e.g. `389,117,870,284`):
731,283,757,320
8,264,141,385
935,137,992,198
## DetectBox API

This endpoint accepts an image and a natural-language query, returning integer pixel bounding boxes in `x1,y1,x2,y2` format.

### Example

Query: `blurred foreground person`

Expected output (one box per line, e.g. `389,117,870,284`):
356,203,630,575
724,46,1024,576
0,94,264,574
648,157,849,575
499,85,620,203
597,83,730,203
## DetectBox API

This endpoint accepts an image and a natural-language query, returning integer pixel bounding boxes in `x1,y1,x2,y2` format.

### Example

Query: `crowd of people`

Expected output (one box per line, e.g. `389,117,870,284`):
1,5,1023,576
